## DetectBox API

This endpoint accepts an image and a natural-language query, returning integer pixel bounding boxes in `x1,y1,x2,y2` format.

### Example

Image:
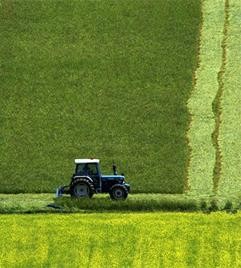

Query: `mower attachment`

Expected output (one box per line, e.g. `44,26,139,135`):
56,185,69,197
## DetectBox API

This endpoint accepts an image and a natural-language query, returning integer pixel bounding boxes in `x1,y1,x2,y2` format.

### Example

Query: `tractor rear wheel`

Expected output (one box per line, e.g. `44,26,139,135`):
109,184,128,200
70,178,94,198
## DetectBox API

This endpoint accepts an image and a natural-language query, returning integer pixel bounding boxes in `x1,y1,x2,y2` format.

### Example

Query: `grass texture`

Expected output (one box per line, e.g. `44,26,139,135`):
0,193,240,214
0,0,201,193
0,213,241,267
187,0,225,195
212,0,229,193
0,193,53,213
0,193,197,213
54,194,199,212
218,0,241,197
54,195,241,213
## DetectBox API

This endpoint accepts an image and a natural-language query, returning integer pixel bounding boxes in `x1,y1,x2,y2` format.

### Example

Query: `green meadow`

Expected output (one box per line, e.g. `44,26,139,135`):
0,0,201,193
218,0,241,198
187,0,241,200
187,0,225,196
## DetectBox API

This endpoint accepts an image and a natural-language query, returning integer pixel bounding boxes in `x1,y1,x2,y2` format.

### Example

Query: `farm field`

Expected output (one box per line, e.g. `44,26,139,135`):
187,0,241,200
0,213,241,267
1,0,241,266
218,0,241,198
0,0,201,193
187,0,225,196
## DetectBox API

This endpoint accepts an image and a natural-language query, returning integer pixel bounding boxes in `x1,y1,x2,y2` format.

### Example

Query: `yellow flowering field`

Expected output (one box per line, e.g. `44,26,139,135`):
0,212,241,267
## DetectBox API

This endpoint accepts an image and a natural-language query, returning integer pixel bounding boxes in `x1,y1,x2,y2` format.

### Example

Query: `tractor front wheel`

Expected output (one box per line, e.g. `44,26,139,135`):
109,184,128,200
70,178,94,198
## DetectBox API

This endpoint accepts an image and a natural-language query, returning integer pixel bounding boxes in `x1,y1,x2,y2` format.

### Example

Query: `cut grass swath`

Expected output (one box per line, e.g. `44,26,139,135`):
212,0,229,193
187,0,225,196
218,0,241,197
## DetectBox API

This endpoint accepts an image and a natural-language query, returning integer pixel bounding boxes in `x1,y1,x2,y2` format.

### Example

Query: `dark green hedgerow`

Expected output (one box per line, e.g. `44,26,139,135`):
0,0,201,193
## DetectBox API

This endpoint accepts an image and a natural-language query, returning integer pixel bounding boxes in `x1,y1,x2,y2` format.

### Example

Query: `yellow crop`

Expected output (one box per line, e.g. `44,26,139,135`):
0,213,241,267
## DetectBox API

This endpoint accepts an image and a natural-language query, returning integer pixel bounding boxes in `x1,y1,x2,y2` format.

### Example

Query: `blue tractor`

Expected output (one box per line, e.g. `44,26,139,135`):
56,159,130,200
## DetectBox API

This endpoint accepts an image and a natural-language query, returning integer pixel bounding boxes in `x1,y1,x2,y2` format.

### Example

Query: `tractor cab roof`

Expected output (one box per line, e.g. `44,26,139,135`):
75,159,100,164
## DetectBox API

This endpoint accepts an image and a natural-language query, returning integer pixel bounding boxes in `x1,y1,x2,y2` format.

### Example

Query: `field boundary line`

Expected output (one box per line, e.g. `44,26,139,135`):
187,0,225,195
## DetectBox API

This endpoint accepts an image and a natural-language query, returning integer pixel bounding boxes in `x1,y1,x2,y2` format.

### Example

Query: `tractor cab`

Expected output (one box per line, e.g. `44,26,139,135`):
74,159,101,189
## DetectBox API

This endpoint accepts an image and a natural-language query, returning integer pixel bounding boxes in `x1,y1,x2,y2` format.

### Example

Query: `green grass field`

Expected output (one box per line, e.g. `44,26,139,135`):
218,0,241,197
187,0,225,196
0,213,241,267
0,0,201,193
0,1,240,197
187,0,241,200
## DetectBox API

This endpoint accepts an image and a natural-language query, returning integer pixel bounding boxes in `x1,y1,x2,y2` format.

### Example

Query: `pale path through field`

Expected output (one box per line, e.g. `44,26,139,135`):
218,0,241,197
187,0,225,195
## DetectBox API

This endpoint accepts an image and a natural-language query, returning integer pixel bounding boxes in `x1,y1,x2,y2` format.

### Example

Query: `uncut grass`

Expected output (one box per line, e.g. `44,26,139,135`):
54,194,198,212
0,213,241,267
54,195,241,213
187,0,225,195
0,0,201,193
1,193,240,214
218,0,241,197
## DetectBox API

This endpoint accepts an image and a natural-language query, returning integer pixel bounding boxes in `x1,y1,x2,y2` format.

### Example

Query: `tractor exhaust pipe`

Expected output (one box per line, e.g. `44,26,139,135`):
112,162,118,175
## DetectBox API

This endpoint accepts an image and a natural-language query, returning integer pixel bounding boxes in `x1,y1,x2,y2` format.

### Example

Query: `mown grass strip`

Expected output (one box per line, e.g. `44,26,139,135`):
0,213,241,267
218,0,241,197
0,193,54,213
187,0,225,195
212,0,229,193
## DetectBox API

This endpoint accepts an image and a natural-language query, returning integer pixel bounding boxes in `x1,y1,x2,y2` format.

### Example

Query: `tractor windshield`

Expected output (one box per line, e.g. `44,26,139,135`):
76,163,98,176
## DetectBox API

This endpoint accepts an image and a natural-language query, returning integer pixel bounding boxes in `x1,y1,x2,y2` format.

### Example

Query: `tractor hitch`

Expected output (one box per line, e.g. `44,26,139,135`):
56,185,69,197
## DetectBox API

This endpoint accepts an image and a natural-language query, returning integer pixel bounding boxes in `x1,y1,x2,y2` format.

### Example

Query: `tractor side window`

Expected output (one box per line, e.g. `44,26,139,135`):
88,164,98,176
76,164,85,175
76,163,98,176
